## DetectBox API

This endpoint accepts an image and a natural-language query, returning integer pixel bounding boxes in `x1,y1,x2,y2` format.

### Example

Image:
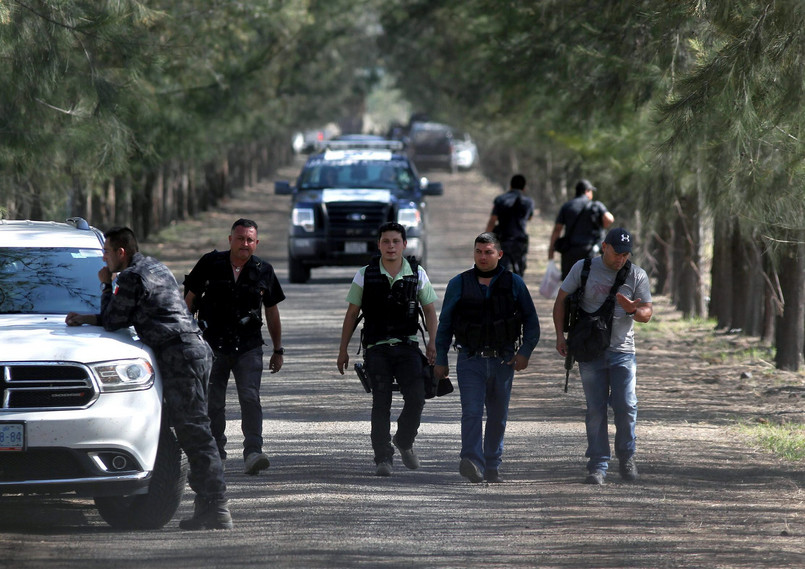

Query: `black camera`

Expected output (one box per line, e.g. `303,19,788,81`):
238,309,261,327
354,362,371,393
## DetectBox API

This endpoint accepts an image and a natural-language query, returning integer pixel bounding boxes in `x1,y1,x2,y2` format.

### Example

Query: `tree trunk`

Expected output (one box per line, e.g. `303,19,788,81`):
671,195,703,318
775,240,805,371
113,176,132,229
650,222,672,296
760,253,777,345
729,223,751,333
742,236,765,337
710,213,733,329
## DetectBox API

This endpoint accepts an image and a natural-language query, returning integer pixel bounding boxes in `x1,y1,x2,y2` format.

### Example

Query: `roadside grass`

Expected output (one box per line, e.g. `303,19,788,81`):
643,307,805,462
737,421,805,462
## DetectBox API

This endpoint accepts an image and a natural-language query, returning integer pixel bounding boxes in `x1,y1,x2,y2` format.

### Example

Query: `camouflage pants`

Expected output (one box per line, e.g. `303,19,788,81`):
156,336,226,500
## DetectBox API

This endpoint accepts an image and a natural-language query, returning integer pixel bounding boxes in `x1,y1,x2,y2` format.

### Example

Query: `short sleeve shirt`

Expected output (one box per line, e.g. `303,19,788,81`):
492,190,534,241
346,258,437,347
560,256,652,353
556,196,610,246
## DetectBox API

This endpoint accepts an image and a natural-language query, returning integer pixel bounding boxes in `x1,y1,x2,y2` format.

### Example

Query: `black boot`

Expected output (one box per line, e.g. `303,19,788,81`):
179,496,233,530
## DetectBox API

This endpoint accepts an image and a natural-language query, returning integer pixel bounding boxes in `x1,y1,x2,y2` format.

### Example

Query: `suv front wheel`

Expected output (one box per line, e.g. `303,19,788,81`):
94,417,187,529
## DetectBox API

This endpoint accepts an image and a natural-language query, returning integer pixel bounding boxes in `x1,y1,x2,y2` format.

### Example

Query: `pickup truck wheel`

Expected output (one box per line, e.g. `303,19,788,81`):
94,421,187,529
289,256,310,284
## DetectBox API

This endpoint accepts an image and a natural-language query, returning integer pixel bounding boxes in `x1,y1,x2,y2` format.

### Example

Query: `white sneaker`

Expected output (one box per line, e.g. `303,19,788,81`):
244,452,270,475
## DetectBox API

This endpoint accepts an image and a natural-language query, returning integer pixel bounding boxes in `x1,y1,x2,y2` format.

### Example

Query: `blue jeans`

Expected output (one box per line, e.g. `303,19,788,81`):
207,346,264,459
364,343,425,465
456,351,514,474
579,351,637,474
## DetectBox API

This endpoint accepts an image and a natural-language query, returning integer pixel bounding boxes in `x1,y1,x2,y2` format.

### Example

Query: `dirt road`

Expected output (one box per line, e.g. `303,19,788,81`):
2,161,803,569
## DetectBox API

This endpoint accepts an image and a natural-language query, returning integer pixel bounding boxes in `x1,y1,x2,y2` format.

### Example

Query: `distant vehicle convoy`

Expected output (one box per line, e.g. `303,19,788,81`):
275,139,443,283
292,119,479,173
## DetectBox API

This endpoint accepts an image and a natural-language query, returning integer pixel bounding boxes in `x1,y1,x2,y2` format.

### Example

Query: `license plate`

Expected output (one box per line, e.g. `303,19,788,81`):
345,241,366,254
0,423,25,451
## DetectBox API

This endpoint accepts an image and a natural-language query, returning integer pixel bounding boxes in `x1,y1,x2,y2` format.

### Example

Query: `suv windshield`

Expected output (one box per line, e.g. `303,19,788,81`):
0,247,104,314
298,159,417,192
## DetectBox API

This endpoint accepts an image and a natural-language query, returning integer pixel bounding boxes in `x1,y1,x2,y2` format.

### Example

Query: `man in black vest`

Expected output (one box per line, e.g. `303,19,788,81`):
337,222,438,477
184,218,285,476
434,233,540,483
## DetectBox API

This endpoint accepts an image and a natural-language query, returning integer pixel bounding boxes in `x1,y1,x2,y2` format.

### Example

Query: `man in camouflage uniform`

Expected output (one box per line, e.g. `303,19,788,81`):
66,227,231,530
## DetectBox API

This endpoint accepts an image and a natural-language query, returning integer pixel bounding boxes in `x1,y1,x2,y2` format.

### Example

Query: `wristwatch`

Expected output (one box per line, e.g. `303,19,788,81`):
273,347,285,355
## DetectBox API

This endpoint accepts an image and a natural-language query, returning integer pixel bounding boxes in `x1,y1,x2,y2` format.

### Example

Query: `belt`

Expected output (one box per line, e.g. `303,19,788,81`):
459,347,500,358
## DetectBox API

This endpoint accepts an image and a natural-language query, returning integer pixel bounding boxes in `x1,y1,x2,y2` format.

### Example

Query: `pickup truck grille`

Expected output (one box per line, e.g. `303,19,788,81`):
1,364,96,409
326,202,389,238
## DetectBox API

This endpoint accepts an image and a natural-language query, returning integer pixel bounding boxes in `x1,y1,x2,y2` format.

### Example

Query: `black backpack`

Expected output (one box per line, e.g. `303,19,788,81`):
566,258,631,362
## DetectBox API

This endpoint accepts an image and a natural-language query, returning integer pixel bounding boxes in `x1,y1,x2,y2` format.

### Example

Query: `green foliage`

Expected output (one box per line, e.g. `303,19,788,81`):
0,0,387,218
738,421,805,462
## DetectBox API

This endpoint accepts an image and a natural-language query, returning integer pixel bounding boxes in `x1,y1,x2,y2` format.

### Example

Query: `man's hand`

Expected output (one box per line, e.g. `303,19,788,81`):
337,350,349,375
555,335,568,357
97,266,113,285
434,364,449,380
268,353,283,374
425,341,436,365
65,312,96,326
506,353,529,371
616,292,640,314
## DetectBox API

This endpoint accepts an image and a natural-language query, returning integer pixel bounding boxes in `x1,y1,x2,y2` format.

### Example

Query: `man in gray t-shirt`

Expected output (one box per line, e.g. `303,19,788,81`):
552,227,653,485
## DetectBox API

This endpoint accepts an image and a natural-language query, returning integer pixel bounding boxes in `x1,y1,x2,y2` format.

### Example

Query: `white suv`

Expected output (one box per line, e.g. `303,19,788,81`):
0,218,186,529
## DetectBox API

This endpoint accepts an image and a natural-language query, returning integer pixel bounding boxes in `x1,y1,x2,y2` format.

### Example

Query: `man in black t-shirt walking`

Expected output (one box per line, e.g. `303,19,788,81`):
485,174,534,276
549,179,614,279
184,218,286,476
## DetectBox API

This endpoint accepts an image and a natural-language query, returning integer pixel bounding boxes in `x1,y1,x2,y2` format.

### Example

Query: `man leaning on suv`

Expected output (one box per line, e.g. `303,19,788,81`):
66,226,233,531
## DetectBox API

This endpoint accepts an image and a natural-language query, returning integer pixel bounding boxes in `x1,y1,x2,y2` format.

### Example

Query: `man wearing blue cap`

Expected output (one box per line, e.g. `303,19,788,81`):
552,227,653,485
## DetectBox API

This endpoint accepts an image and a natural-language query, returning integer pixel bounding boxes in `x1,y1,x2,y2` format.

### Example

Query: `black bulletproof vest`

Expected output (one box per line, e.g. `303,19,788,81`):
453,269,522,352
361,256,420,347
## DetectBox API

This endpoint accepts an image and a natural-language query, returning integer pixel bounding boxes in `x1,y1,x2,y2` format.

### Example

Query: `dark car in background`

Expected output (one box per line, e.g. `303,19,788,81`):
407,121,456,173
275,139,443,283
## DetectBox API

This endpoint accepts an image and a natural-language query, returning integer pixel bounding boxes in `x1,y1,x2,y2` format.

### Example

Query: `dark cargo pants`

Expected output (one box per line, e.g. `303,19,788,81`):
156,336,226,500
364,343,425,465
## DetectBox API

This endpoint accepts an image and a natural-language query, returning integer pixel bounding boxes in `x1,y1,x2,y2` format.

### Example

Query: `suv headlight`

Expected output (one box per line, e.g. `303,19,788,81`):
292,207,315,232
397,207,421,228
92,359,155,392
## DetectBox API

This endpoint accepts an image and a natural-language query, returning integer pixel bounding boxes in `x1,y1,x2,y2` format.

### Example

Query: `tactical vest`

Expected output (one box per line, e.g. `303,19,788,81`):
453,269,522,352
197,252,265,353
360,256,420,347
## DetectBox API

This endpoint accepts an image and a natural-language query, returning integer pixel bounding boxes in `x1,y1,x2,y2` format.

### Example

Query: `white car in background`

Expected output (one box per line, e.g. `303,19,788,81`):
0,218,186,529
453,132,479,170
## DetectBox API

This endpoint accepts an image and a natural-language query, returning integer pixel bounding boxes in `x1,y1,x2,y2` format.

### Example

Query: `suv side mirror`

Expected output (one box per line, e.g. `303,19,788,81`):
422,181,443,196
275,181,293,195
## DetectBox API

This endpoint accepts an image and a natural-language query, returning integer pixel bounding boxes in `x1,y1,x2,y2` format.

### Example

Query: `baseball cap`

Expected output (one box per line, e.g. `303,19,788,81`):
575,179,596,193
604,228,633,254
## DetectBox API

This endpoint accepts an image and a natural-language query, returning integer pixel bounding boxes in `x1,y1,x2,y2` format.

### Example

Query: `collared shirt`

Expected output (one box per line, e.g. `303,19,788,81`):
435,267,540,366
346,257,437,349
